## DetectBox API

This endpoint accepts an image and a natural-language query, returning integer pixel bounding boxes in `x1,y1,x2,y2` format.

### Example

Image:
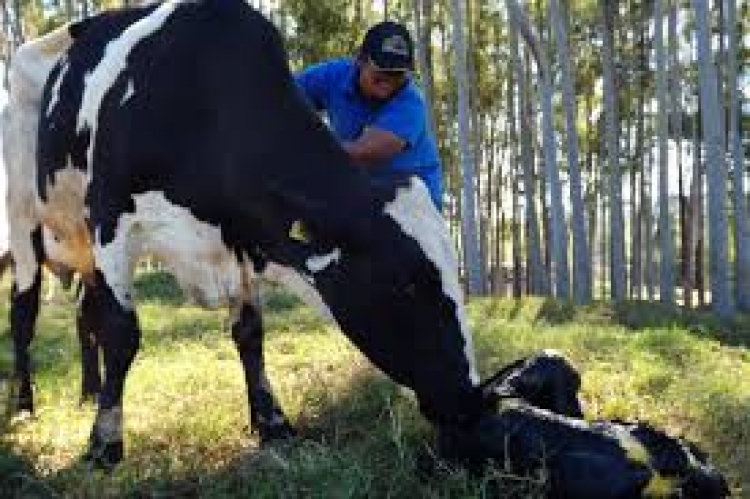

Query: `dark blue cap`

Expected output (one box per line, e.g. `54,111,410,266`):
361,21,414,72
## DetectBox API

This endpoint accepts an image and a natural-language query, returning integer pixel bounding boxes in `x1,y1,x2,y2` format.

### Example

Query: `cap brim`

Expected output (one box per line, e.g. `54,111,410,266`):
368,56,413,73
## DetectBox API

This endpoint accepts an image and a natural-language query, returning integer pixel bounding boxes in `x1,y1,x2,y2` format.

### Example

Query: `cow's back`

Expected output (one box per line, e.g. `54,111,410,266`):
41,0,377,269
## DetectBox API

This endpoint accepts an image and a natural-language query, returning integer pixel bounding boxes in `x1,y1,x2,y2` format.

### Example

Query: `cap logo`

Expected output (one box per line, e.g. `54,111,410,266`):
381,34,410,57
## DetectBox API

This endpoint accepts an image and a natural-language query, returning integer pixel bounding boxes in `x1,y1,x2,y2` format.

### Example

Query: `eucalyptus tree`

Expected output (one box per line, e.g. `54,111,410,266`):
505,0,546,296
412,0,436,134
692,0,733,316
668,0,688,292
725,0,750,312
549,0,590,303
631,9,647,300
644,135,657,301
511,0,569,298
600,0,626,301
450,0,484,294
655,0,675,305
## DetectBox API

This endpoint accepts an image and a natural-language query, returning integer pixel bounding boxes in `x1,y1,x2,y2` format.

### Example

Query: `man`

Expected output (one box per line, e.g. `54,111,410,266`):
295,21,444,210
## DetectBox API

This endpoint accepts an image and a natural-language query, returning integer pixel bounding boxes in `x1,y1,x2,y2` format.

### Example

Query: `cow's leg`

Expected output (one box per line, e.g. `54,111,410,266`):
76,285,102,404
232,300,296,443
83,274,140,469
4,24,75,416
10,265,42,415
9,228,45,414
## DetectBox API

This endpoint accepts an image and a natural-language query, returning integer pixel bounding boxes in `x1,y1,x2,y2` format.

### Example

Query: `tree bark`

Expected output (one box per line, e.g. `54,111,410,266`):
655,0,676,305
692,0,734,316
450,0,484,294
506,2,546,296
725,0,750,311
601,0,627,301
550,0,591,303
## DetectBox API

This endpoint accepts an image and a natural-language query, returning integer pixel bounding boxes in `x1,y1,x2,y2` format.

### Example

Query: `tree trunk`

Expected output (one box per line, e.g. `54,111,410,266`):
644,133,656,301
505,51,521,298
725,0,750,311
655,0,675,305
506,2,546,296
632,23,646,300
549,0,590,303
692,0,734,316
512,0,569,299
601,0,626,301
450,0,484,294
585,91,598,297
686,132,702,310
668,0,688,300
412,0,437,134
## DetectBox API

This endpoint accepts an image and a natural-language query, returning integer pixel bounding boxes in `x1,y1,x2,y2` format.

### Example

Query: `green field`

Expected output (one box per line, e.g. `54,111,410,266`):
1,272,749,497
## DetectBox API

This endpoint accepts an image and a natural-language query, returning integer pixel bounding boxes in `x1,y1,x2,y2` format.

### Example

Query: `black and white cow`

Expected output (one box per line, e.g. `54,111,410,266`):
4,2,730,496
8,0,480,467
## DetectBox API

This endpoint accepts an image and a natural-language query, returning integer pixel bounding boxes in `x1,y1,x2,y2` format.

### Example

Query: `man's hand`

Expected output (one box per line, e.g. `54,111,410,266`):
343,127,406,166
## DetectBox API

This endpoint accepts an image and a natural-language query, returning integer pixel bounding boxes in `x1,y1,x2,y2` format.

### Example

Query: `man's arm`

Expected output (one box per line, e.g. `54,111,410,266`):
342,127,406,166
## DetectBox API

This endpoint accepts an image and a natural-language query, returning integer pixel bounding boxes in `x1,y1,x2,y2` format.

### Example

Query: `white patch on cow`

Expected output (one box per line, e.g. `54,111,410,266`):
384,177,479,385
4,25,74,292
77,0,184,172
95,405,123,444
45,58,68,118
95,190,245,309
120,79,135,106
306,248,341,273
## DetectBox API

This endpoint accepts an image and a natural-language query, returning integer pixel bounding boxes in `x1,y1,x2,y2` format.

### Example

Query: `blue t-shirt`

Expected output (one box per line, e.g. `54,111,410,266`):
295,58,443,209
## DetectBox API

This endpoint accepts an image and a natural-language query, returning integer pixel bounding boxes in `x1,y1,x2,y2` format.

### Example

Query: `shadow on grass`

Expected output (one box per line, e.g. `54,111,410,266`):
0,365,538,498
612,301,750,348
0,369,429,498
0,445,46,499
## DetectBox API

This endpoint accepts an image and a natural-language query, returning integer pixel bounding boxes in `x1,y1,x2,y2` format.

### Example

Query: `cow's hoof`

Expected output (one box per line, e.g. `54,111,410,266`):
8,379,35,416
14,397,34,417
258,422,297,445
83,433,123,472
9,410,35,426
436,420,494,473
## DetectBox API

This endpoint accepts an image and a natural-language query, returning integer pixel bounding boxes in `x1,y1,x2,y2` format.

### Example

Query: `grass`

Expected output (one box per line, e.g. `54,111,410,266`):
0,271,749,497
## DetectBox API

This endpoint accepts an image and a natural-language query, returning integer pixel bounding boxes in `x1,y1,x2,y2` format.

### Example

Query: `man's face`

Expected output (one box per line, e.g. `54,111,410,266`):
358,59,409,102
